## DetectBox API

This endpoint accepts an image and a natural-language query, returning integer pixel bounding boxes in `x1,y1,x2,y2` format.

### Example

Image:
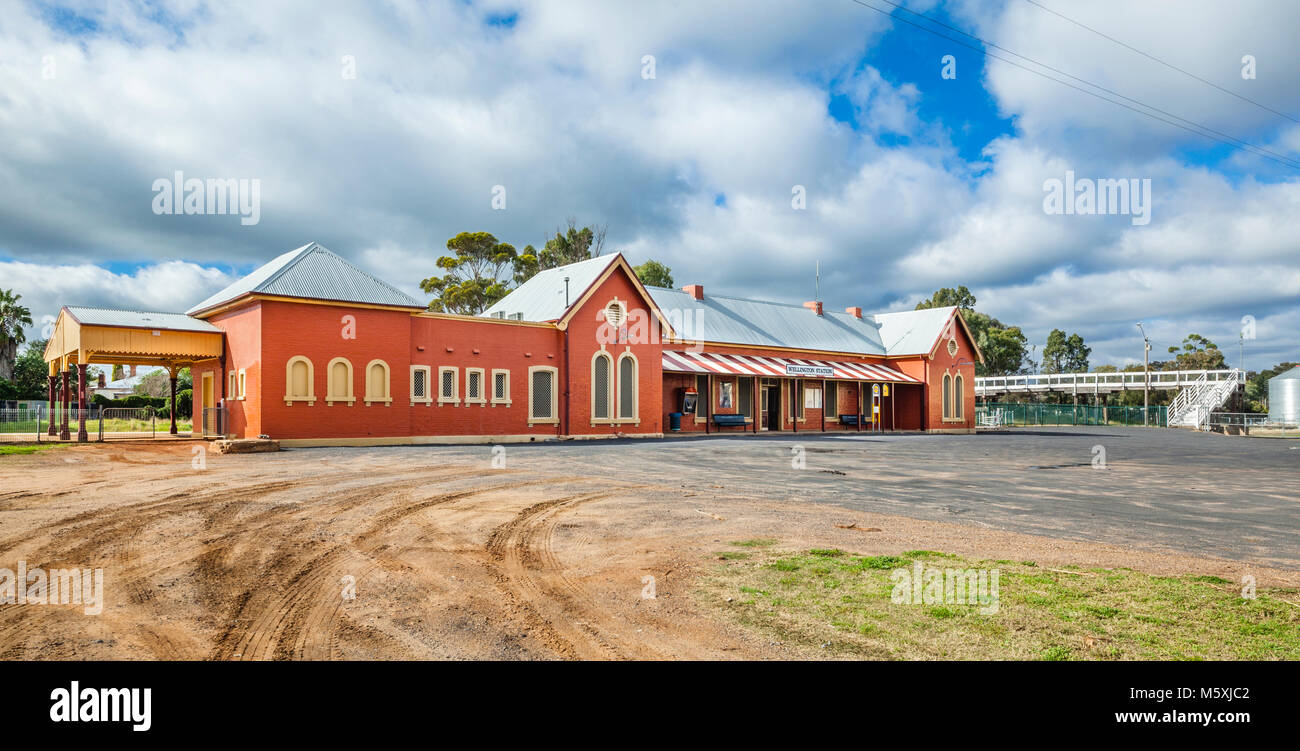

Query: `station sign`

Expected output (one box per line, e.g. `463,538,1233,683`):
785,364,834,377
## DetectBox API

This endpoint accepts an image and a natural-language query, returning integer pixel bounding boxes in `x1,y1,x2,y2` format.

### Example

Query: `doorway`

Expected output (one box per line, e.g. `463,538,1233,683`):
200,372,216,436
761,380,781,430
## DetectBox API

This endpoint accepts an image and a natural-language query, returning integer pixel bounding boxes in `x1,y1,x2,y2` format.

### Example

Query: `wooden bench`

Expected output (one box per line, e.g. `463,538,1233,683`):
711,414,748,429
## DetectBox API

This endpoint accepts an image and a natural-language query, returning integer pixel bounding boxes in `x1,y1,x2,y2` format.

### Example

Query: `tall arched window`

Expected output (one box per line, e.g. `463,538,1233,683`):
942,373,952,420
591,351,612,421
617,352,637,420
327,357,355,405
284,356,315,405
365,359,391,405
954,373,964,419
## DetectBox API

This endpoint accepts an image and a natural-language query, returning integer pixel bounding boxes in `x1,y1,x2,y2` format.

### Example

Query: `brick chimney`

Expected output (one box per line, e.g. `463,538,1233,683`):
129,364,137,378
845,306,863,319
803,300,823,316
682,284,704,301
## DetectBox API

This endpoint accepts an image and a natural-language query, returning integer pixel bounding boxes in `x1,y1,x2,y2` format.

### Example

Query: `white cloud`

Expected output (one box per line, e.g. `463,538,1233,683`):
0,0,1297,374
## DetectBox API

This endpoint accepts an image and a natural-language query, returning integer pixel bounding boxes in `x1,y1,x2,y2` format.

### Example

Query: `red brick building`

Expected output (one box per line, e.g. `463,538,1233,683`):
56,242,981,445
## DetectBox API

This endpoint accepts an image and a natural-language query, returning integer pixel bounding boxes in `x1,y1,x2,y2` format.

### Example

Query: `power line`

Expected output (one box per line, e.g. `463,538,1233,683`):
1021,0,1300,126
846,0,1300,171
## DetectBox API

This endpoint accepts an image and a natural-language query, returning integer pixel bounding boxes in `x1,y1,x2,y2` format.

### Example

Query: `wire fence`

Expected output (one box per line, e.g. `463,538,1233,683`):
0,405,193,439
977,402,1169,427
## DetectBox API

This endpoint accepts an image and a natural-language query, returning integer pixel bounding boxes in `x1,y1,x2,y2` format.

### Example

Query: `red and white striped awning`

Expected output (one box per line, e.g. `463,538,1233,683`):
661,350,921,383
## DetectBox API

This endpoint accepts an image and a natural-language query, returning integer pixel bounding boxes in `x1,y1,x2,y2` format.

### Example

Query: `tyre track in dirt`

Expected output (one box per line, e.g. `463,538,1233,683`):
211,476,586,661
483,483,668,660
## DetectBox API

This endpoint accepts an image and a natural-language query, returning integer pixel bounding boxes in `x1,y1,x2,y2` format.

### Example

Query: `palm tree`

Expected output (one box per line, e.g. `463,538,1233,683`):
0,289,34,381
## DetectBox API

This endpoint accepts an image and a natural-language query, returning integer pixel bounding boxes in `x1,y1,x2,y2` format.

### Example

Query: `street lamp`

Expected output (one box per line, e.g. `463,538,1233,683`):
1136,322,1151,426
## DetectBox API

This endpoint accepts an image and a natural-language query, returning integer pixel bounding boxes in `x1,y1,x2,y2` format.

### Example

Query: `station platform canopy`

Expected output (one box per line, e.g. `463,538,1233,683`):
43,306,224,374
661,350,920,383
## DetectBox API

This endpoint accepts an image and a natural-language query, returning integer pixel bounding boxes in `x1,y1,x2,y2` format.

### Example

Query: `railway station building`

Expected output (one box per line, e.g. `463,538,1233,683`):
43,242,980,444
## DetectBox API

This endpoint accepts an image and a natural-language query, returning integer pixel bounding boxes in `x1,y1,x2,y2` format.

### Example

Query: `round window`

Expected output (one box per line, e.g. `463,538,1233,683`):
947,338,958,356
605,300,624,326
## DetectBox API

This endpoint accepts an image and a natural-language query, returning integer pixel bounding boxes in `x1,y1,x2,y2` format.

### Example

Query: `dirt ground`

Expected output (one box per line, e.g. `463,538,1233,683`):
1,431,1296,660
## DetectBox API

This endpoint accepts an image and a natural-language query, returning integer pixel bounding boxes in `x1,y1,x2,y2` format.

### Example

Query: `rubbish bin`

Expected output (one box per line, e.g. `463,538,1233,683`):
669,412,682,432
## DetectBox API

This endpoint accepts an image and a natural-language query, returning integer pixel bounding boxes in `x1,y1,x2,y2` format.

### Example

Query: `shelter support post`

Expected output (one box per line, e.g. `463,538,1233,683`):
857,382,862,432
76,363,88,442
47,374,58,436
168,366,179,435
59,367,71,441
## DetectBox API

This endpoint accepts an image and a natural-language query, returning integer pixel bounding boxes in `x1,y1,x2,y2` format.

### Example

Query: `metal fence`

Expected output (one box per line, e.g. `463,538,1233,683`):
976,402,1168,427
98,407,156,440
0,406,102,436
201,407,225,438
1,405,193,439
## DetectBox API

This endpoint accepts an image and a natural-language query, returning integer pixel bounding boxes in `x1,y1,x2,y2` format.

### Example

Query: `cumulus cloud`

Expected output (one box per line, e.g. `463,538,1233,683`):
0,0,1296,368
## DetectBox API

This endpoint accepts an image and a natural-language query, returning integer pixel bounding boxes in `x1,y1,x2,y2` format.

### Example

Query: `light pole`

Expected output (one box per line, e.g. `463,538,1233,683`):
1137,322,1150,426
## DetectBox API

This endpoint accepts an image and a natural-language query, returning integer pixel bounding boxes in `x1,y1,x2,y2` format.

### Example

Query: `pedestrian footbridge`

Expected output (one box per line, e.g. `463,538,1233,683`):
975,369,1245,430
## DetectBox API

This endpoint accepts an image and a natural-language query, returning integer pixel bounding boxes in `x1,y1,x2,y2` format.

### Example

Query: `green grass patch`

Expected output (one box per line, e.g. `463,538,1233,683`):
731,538,778,548
716,551,751,560
697,549,1300,660
0,444,61,456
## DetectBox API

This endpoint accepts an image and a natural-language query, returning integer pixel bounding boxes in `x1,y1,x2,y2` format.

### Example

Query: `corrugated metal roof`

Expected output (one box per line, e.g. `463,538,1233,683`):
1269,366,1300,381
480,254,955,357
872,306,958,356
187,242,421,315
481,254,617,322
66,306,222,333
648,286,897,355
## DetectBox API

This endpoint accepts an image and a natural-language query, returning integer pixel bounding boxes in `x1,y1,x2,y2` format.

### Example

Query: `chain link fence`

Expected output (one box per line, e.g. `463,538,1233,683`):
977,402,1168,427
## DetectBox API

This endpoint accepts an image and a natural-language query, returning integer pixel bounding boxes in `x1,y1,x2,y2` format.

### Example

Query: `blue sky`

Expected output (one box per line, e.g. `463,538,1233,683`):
2,0,1298,371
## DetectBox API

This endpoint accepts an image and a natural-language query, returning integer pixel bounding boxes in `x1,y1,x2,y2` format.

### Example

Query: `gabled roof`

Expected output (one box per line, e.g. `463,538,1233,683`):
648,286,891,355
65,306,221,333
481,254,619,322
480,254,978,359
187,242,421,316
872,306,962,357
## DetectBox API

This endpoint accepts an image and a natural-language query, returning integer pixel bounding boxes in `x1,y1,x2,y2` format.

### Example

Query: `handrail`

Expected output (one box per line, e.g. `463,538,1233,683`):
976,369,1244,395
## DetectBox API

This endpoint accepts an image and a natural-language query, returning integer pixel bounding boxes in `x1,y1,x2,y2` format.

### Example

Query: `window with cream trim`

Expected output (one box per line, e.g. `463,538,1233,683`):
326,357,355,405
411,365,431,404
364,359,391,405
591,351,612,421
529,366,558,424
438,366,459,404
284,356,315,405
490,369,511,406
616,351,637,421
465,367,485,405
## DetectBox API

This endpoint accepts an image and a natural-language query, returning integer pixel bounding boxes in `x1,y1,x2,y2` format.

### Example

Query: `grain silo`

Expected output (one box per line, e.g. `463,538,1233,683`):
1268,366,1300,424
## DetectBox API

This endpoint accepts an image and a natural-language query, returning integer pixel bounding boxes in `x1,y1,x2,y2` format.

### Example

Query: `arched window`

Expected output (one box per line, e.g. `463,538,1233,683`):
942,373,952,420
954,374,964,419
284,356,315,405
591,351,612,421
326,357,355,405
365,359,391,405
617,352,637,420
